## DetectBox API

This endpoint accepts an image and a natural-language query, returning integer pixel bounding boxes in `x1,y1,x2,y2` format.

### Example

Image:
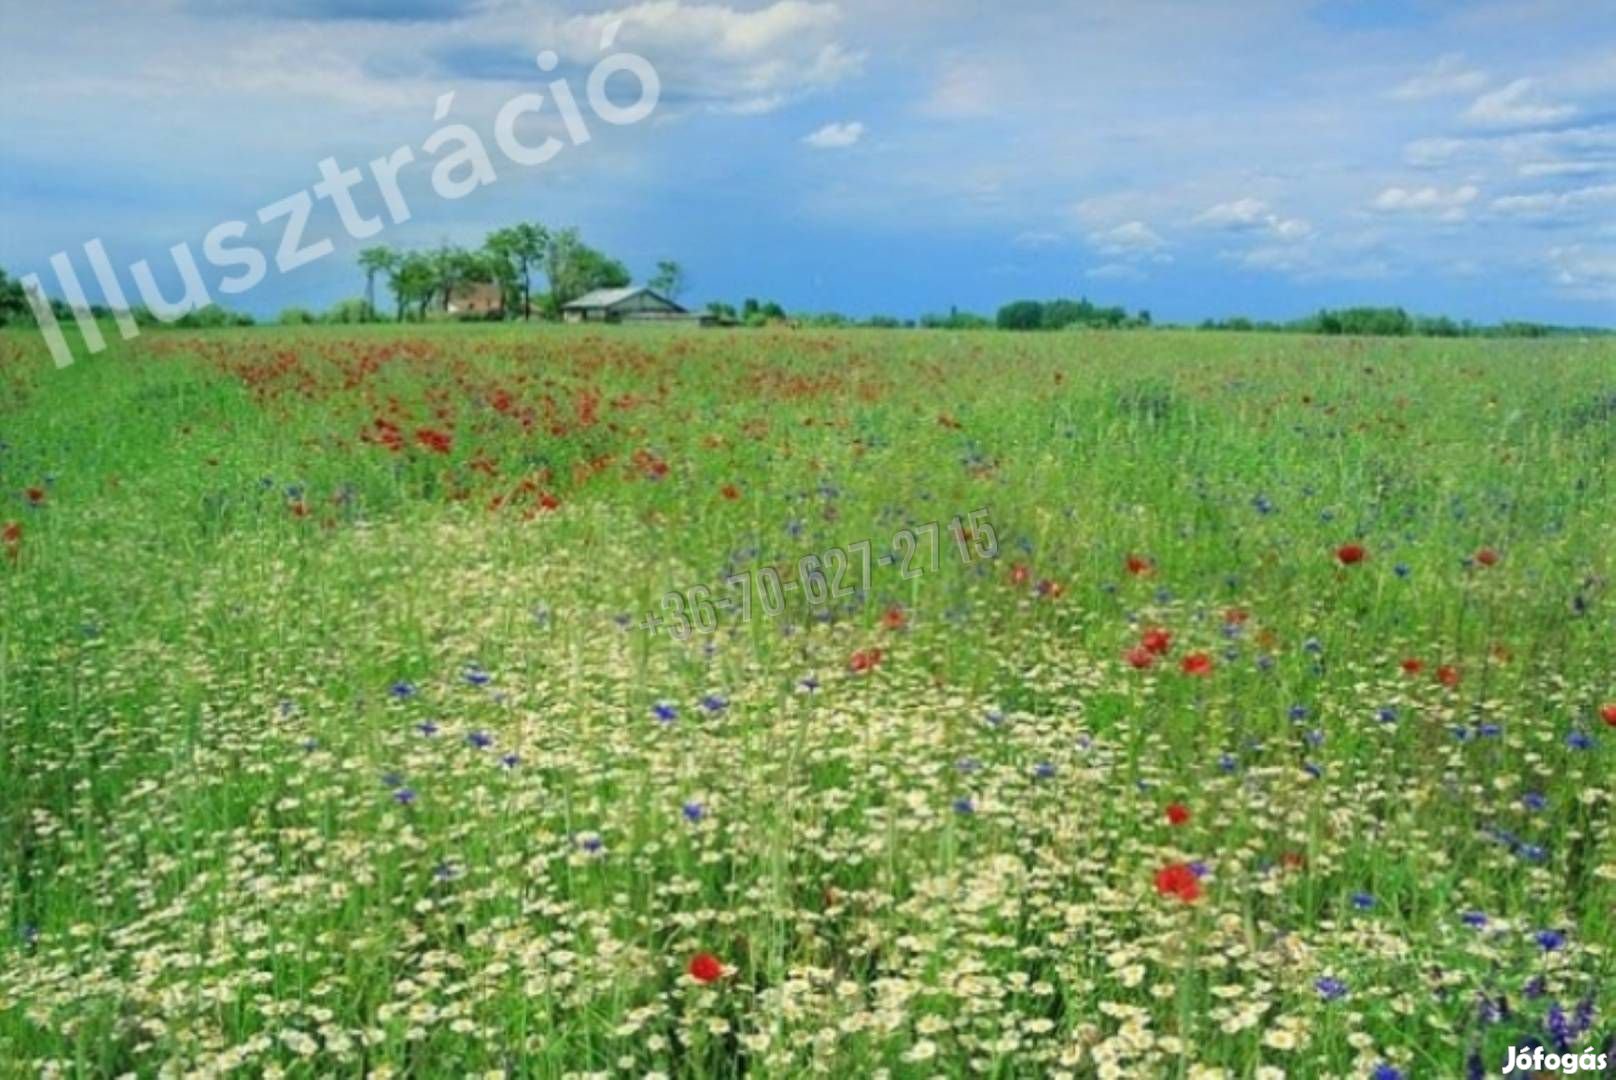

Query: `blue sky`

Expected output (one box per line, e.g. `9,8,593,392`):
2,0,1614,325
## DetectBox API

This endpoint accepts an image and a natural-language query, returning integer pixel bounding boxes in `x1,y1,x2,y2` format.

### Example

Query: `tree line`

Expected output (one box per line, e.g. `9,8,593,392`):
337,225,684,325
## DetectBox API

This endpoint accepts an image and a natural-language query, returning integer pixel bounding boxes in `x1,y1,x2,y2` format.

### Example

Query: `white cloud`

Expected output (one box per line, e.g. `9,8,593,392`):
1089,220,1168,258
1491,183,1616,220
1086,262,1145,281
1519,160,1611,178
1464,78,1576,128
553,1,863,115
802,120,865,149
1370,184,1480,221
1546,243,1616,299
1194,198,1311,239
1390,54,1488,101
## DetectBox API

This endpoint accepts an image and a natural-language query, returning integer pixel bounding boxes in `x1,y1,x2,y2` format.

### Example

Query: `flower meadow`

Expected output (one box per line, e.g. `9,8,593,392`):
1,324,1614,1078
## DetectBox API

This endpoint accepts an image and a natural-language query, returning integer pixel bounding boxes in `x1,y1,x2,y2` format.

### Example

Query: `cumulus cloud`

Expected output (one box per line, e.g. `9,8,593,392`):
1546,243,1616,299
1370,184,1480,221
1465,78,1576,128
802,121,865,148
1089,220,1168,258
1389,54,1488,100
1491,183,1616,221
1194,198,1311,239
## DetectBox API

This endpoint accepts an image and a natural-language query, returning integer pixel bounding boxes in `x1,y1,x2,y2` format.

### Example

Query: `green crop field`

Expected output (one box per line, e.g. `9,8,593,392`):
1,325,1614,1078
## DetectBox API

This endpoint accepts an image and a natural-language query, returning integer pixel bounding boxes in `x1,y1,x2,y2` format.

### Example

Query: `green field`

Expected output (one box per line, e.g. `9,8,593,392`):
1,325,1613,1077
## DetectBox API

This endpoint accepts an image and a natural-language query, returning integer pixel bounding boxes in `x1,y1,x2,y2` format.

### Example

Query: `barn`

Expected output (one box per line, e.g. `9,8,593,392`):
561,286,695,324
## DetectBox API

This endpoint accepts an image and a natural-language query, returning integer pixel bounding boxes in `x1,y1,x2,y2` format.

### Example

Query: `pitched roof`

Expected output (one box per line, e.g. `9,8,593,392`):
563,286,674,310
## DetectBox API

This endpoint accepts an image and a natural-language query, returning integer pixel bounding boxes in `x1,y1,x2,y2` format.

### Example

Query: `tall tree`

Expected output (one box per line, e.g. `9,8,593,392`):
544,228,630,309
389,252,436,322
357,246,395,322
487,223,548,321
649,260,685,302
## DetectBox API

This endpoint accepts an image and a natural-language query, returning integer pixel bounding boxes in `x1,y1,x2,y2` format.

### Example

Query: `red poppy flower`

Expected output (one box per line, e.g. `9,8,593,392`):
1036,579,1064,599
882,606,906,630
849,648,884,674
415,428,453,455
1141,627,1172,655
1125,646,1156,670
687,952,724,984
537,492,561,512
1474,547,1500,567
1165,803,1190,826
1,522,19,545
1335,543,1367,566
1400,658,1424,676
289,500,309,519
1009,563,1030,586
1223,607,1249,625
720,484,741,501
1181,652,1213,677
1280,851,1307,870
1154,862,1201,903
24,487,45,505
1437,665,1461,688
1602,704,1616,728
1126,554,1153,577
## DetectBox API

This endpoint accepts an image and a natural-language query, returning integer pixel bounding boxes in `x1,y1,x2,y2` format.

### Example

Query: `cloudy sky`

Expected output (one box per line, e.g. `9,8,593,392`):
3,0,1614,324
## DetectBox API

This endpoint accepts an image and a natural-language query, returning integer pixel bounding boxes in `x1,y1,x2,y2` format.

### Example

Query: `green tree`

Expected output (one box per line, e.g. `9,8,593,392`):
545,228,630,309
356,247,395,322
486,223,547,320
996,300,1044,330
390,252,437,322
649,260,686,302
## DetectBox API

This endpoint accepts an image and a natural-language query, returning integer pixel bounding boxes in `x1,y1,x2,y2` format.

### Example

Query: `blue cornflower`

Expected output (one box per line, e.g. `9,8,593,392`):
1536,929,1566,951
1377,706,1399,723
1033,762,1056,780
701,695,728,713
1523,791,1547,812
577,834,604,853
799,676,819,693
1303,762,1323,779
1394,563,1411,579
417,721,439,737
381,771,404,788
433,862,458,882
1352,892,1375,911
653,702,678,722
682,801,706,824
500,753,520,769
389,681,417,700
1218,753,1238,773
463,665,491,687
1478,723,1501,738
1566,730,1594,750
1305,729,1325,747
953,797,976,815
466,731,493,750
1252,494,1276,515
1304,638,1323,655
393,788,417,806
1371,1065,1405,1080
1288,704,1309,721
1315,976,1348,1001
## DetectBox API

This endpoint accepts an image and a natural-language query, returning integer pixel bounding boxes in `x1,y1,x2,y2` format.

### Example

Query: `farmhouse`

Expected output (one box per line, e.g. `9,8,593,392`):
561,286,697,324
445,283,503,317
